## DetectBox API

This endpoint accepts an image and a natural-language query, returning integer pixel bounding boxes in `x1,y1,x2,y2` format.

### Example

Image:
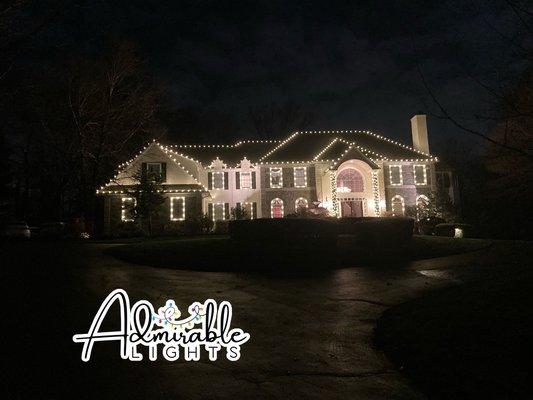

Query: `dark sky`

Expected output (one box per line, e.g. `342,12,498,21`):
35,0,532,152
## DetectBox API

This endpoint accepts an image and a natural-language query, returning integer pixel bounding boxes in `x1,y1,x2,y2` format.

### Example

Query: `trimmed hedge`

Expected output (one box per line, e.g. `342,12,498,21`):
231,217,413,248
230,218,338,247
337,217,414,247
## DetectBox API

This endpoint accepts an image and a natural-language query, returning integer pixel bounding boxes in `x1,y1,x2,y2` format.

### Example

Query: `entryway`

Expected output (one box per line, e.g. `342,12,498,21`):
341,200,363,217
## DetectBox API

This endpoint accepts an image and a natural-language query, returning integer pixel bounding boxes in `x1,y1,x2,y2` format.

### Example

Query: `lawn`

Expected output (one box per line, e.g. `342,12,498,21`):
105,234,491,271
375,267,533,399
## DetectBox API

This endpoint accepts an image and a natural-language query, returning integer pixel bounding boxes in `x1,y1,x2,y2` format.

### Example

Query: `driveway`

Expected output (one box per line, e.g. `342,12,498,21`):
3,239,527,399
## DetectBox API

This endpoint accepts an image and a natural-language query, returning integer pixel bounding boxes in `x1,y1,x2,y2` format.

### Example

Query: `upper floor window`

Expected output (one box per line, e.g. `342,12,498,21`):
413,165,427,185
212,171,225,189
144,162,166,182
240,171,251,189
270,168,283,188
389,165,403,185
337,168,364,193
170,197,185,221
271,198,284,218
294,167,307,187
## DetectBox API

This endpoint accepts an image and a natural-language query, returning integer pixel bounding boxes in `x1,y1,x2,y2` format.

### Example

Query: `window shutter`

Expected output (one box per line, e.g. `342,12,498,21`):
236,172,240,189
208,203,213,220
251,171,256,189
141,162,147,179
161,163,167,182
224,203,230,220
265,170,270,188
208,172,213,190
224,172,229,189
252,202,257,219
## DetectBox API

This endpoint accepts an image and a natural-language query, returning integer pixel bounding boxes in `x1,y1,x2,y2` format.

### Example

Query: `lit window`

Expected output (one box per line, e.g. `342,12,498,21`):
295,197,308,210
336,168,364,192
212,172,224,189
241,202,255,219
270,168,283,188
121,197,136,222
240,172,251,189
294,167,307,187
147,162,162,176
213,203,225,221
414,165,427,185
391,195,405,216
416,195,429,209
170,197,185,221
271,198,284,218
389,165,403,185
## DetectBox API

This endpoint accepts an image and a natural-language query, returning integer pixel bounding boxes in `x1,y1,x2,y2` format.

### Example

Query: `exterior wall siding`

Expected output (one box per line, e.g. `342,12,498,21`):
260,165,317,217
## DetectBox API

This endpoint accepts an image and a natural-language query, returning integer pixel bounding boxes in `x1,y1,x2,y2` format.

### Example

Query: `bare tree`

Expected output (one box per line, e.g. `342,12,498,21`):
248,102,313,138
67,41,158,226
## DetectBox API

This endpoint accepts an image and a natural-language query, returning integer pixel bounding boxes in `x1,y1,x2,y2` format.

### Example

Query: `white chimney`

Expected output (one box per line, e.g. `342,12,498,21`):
411,114,429,154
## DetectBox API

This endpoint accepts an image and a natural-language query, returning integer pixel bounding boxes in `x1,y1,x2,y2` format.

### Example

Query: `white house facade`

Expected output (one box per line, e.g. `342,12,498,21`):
99,115,455,235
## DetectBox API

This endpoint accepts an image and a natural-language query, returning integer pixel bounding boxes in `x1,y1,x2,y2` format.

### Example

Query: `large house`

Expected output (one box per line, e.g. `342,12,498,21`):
99,114,458,235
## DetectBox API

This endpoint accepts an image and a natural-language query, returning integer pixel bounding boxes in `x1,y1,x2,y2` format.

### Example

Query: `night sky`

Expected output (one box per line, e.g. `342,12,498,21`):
34,0,531,152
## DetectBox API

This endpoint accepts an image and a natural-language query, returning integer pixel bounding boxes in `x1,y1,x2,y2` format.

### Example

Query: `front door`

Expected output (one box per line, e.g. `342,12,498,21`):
341,200,363,217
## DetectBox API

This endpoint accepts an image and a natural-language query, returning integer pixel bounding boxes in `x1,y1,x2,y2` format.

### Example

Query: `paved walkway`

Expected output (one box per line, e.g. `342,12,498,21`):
4,240,529,399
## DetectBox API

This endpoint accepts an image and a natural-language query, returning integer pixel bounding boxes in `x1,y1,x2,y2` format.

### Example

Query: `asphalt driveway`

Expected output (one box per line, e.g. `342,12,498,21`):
3,239,529,399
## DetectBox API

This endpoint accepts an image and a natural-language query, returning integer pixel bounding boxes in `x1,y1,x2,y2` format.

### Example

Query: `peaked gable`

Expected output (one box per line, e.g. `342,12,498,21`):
103,142,206,189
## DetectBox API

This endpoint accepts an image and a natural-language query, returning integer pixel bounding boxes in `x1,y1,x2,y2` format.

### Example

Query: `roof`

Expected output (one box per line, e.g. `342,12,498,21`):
171,140,278,166
173,130,435,167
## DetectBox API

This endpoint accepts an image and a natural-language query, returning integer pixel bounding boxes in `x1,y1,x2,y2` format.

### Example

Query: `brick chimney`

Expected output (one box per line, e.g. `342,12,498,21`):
410,114,429,154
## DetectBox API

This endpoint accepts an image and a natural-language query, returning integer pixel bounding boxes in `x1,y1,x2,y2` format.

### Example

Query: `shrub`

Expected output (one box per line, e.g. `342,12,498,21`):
161,221,186,236
230,218,337,246
111,222,145,238
417,216,446,235
337,217,414,247
213,220,230,235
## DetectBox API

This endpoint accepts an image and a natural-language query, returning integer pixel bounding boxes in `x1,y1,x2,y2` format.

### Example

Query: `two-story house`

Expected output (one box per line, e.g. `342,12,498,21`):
99,115,456,235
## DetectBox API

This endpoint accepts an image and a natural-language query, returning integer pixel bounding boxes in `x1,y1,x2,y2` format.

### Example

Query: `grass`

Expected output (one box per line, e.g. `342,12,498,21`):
104,234,491,271
375,269,533,399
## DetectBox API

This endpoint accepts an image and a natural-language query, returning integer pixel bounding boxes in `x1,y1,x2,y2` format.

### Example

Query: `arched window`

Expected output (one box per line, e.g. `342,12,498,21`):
391,195,405,216
295,197,308,210
416,195,429,209
336,168,364,193
271,198,284,218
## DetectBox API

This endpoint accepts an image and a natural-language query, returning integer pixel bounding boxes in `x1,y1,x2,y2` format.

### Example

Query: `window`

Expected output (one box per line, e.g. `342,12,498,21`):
209,171,228,190
389,165,403,185
295,197,308,210
213,203,225,221
238,202,255,219
121,197,136,222
147,162,162,176
414,165,427,185
391,195,405,216
170,197,185,221
212,172,224,189
271,198,284,218
240,171,251,189
336,168,364,193
416,195,429,208
270,168,283,188
294,167,307,187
